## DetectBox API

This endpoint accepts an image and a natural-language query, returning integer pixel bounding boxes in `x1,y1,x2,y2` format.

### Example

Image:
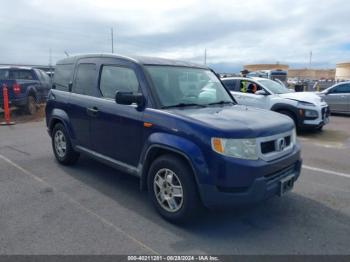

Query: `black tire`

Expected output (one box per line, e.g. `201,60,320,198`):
147,154,202,223
316,125,323,132
278,110,298,128
26,95,37,115
52,123,80,165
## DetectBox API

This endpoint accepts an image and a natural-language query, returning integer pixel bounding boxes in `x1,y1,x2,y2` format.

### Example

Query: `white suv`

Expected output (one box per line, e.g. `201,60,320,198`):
221,77,330,131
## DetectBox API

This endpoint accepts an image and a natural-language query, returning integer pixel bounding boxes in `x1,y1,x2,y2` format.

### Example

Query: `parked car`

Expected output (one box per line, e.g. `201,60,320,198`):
0,66,51,114
317,81,350,114
46,54,302,222
221,77,330,131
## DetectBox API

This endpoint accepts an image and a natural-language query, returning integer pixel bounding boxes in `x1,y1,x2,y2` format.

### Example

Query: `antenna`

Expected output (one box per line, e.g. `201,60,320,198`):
111,27,114,53
49,48,52,67
49,48,52,73
309,51,312,68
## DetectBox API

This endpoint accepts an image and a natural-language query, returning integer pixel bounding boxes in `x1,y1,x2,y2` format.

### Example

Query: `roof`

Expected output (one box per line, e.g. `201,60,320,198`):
0,66,34,70
221,76,268,81
56,53,208,69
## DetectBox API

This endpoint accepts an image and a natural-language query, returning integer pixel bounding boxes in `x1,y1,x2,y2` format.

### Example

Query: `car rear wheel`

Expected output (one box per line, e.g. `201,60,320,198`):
26,95,37,115
148,154,201,223
52,123,79,165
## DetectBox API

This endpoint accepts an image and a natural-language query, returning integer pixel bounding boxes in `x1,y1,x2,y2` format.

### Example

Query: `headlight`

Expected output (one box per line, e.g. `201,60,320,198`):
211,138,258,160
304,109,318,118
298,101,315,107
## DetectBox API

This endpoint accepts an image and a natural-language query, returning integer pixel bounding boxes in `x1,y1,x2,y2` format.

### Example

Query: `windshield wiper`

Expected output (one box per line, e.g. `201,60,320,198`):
161,103,207,109
208,100,234,106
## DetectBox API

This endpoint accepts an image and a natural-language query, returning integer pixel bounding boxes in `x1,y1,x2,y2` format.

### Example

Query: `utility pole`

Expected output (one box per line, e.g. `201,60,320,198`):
204,48,207,65
309,51,312,68
49,48,52,72
111,27,114,53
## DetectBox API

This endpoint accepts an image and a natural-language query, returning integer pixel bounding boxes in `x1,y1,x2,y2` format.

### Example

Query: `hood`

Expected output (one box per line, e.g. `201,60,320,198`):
167,105,294,138
278,92,324,104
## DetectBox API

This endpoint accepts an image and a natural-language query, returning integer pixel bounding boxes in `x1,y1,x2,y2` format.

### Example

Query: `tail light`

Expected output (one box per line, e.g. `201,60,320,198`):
13,83,21,95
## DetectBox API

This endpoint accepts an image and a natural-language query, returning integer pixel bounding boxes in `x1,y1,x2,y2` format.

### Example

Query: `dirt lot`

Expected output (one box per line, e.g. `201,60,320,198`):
0,105,45,124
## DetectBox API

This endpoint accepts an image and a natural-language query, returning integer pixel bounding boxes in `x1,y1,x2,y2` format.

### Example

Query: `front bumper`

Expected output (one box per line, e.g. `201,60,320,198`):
198,145,302,208
297,106,330,130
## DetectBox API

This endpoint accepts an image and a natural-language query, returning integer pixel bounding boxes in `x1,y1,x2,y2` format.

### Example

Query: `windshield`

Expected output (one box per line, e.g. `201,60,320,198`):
145,66,233,108
257,79,291,94
270,72,287,82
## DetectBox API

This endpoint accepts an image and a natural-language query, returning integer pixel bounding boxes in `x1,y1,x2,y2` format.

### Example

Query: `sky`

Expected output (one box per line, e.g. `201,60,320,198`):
0,0,349,72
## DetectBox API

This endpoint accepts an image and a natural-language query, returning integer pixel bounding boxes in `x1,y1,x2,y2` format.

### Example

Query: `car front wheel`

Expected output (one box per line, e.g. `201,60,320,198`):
148,155,201,223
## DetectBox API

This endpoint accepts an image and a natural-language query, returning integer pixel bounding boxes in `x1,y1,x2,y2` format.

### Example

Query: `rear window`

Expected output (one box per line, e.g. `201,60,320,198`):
0,69,9,79
53,64,74,91
9,70,35,80
72,63,97,96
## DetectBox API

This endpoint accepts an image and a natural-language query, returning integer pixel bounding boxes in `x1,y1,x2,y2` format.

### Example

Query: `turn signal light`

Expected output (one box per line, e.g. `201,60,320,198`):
212,138,224,153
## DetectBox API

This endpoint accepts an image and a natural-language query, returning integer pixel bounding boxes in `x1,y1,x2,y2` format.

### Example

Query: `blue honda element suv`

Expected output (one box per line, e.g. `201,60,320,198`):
46,54,302,222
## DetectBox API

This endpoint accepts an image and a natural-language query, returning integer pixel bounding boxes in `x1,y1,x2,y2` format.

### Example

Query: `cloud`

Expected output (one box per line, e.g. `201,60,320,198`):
0,0,349,72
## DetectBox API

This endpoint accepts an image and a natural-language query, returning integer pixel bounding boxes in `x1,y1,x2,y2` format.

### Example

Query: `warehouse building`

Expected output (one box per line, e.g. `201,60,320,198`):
243,63,335,80
288,69,335,80
335,62,350,81
243,63,289,71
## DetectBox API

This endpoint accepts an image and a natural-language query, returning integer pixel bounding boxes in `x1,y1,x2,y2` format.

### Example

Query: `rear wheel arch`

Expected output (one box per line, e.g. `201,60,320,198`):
49,118,64,135
48,109,75,139
26,86,38,101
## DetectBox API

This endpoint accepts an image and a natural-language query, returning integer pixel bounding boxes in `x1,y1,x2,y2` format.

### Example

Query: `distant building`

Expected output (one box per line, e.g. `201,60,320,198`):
288,69,335,80
335,62,350,81
243,63,336,81
243,63,289,71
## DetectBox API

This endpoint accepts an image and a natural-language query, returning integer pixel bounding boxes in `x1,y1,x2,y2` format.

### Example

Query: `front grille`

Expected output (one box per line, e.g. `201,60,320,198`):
257,130,294,162
261,140,275,154
260,135,291,155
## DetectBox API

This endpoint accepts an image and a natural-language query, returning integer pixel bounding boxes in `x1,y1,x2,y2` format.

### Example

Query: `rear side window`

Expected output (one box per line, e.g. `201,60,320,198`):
0,69,9,79
99,66,139,99
54,64,74,91
222,79,237,91
9,70,35,80
332,84,350,93
72,63,97,96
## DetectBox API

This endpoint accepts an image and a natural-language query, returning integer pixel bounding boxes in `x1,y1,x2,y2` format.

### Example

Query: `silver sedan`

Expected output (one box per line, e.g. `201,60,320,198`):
319,82,350,114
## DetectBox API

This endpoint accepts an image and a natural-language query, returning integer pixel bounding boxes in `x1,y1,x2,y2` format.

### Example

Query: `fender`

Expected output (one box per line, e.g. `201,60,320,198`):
139,132,210,190
25,85,38,100
271,103,302,127
48,108,76,141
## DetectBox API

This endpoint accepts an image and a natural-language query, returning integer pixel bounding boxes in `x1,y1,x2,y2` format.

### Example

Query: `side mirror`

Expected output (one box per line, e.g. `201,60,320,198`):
255,90,268,96
115,91,145,107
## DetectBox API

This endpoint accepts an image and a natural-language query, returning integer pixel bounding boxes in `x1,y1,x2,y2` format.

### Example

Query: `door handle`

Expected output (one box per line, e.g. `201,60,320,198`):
86,106,99,116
